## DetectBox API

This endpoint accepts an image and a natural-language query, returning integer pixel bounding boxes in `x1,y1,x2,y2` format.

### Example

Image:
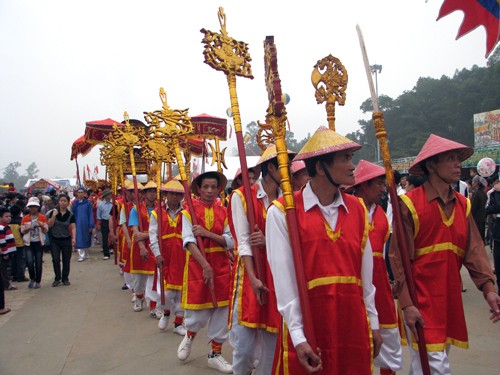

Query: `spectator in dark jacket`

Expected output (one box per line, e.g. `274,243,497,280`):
471,175,488,243
486,181,500,292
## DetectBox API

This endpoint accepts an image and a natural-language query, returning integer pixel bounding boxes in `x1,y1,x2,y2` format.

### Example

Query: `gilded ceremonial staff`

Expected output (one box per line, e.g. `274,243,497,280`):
208,138,227,201
261,35,318,353
109,113,146,232
100,138,125,265
201,7,266,288
144,87,217,307
356,25,431,375
311,54,348,131
140,124,177,306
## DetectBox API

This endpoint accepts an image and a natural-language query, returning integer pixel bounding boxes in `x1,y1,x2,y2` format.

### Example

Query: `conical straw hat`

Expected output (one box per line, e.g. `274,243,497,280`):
294,126,361,161
409,134,473,175
350,160,386,188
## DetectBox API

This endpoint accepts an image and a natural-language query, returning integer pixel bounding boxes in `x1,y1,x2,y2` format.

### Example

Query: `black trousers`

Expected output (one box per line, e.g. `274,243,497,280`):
101,220,110,257
11,246,26,281
26,242,43,283
51,238,72,282
0,266,5,309
492,240,500,292
0,255,11,288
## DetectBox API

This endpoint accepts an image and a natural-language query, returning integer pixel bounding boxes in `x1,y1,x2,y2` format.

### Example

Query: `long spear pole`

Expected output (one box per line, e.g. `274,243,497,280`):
263,35,317,352
201,7,265,295
356,25,431,375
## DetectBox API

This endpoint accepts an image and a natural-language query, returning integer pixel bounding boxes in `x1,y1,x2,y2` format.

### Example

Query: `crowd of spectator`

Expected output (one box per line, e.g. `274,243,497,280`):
0,185,108,315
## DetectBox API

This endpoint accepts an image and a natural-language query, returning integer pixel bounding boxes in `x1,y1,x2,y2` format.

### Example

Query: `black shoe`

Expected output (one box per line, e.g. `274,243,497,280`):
62,281,71,286
52,280,62,287
121,283,129,290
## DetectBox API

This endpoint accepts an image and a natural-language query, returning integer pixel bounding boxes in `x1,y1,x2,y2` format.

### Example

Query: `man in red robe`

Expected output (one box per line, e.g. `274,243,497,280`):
228,145,294,375
266,126,382,374
119,180,142,294
351,160,403,375
128,181,157,313
390,134,500,374
177,171,234,374
149,179,187,335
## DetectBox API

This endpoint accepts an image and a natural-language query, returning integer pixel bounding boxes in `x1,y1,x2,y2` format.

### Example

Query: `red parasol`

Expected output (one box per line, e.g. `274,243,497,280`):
70,118,124,160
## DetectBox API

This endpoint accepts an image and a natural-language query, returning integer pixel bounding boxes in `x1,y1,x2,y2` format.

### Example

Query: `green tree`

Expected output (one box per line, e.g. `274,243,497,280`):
26,162,39,179
2,162,21,185
354,62,500,160
2,161,39,191
487,44,500,67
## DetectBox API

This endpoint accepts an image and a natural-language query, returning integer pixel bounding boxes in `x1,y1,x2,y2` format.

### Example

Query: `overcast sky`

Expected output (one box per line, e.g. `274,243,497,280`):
0,0,492,180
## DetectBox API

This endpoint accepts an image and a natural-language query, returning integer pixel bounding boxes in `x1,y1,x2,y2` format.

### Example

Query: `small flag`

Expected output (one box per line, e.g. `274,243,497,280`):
438,0,500,57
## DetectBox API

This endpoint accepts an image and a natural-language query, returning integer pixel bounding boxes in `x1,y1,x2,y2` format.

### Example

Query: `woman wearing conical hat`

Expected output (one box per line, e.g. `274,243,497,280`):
390,134,500,374
266,126,381,374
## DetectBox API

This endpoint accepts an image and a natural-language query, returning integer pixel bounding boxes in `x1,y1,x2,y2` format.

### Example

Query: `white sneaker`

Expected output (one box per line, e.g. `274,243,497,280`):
133,297,144,312
150,308,162,319
158,314,170,330
208,352,233,374
78,257,85,262
155,308,163,320
173,324,187,336
177,334,194,361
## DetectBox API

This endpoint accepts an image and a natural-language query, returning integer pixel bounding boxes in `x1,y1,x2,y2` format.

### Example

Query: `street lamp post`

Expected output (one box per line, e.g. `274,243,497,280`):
363,142,377,162
370,64,382,162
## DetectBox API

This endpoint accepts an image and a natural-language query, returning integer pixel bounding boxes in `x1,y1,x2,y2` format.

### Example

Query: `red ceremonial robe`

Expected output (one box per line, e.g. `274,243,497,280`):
227,185,280,333
400,186,470,351
151,207,185,290
369,204,397,328
128,203,156,275
272,192,373,375
181,199,231,309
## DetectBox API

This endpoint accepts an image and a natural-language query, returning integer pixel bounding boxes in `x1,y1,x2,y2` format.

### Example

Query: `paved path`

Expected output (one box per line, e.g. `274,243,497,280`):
0,246,498,374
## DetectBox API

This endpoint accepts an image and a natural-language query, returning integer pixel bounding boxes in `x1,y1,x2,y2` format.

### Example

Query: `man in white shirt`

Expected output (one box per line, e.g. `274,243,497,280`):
229,145,293,375
266,126,381,374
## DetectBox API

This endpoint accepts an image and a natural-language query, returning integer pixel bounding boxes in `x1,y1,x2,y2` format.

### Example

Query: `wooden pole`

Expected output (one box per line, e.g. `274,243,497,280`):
357,24,430,375
263,35,317,352
156,163,166,305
